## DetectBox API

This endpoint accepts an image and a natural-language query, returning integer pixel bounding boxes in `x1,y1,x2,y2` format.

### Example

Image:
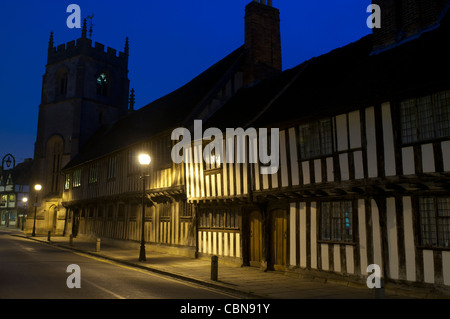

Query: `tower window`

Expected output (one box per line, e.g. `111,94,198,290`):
56,70,68,97
59,74,68,96
96,73,108,96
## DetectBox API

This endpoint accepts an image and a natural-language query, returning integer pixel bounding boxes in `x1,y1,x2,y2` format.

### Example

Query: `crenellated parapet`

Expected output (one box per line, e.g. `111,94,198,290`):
47,36,128,67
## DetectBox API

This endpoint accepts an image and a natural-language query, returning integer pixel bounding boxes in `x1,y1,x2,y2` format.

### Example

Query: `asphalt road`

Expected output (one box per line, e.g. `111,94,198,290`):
0,230,238,300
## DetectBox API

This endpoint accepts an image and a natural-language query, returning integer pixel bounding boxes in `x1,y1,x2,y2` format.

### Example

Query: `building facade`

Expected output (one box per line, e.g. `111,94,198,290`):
185,0,450,292
28,0,450,294
0,155,32,229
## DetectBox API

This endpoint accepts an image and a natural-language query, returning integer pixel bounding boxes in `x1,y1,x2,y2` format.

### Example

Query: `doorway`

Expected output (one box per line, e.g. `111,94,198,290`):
271,209,287,271
248,210,263,267
72,209,80,237
48,206,57,234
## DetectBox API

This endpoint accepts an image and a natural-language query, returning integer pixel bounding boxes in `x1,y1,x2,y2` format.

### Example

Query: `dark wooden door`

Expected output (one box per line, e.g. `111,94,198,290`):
271,209,287,271
249,210,263,267
72,209,80,237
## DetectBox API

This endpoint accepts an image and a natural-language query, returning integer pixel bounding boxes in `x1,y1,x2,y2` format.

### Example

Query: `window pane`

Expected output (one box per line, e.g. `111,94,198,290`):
65,174,70,190
419,197,437,246
321,201,353,242
417,96,434,141
437,198,450,247
321,202,331,241
108,157,117,179
331,202,341,241
310,121,321,157
299,118,333,159
320,118,333,155
435,91,450,138
299,124,311,159
73,169,81,188
400,99,417,143
342,201,353,242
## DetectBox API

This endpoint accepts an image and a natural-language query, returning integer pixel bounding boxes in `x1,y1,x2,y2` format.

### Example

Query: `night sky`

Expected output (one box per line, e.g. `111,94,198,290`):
0,0,371,164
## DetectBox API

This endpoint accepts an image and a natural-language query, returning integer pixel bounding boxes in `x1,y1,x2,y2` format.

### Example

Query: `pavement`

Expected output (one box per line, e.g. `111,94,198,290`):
2,227,449,299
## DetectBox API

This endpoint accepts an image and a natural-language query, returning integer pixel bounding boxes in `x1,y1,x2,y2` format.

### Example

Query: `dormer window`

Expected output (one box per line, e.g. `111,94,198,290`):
96,73,108,96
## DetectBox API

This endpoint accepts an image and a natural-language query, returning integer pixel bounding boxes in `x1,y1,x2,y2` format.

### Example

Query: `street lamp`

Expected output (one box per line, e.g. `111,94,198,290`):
138,154,151,262
32,184,42,237
22,197,28,231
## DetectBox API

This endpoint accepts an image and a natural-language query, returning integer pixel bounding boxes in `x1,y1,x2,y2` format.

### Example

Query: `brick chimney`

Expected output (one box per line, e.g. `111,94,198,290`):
244,0,282,86
372,0,449,52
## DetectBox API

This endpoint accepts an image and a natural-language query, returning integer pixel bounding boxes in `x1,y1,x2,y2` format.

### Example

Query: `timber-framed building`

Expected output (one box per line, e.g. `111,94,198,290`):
187,0,450,291
27,0,450,294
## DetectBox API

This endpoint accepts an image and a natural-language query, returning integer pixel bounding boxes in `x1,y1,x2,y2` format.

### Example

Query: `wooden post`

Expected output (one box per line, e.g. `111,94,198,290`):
69,234,73,246
96,238,101,252
211,255,218,281
260,204,269,271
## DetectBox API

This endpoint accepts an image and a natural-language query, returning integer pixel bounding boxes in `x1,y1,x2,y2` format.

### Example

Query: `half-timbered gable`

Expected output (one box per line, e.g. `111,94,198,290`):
185,7,450,291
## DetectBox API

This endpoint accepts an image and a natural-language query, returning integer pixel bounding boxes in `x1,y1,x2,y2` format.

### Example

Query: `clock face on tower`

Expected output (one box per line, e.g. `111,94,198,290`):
97,73,107,85
96,73,108,96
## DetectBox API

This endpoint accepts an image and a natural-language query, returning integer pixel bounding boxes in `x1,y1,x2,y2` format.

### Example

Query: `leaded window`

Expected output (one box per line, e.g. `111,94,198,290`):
400,90,450,144
72,169,81,188
88,164,98,184
419,197,450,248
65,174,70,190
321,201,353,243
108,156,117,179
198,208,240,229
299,118,333,159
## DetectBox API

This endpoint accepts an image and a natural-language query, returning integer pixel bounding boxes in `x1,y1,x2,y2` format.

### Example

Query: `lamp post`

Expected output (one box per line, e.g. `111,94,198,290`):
22,197,28,231
31,184,42,237
138,154,151,262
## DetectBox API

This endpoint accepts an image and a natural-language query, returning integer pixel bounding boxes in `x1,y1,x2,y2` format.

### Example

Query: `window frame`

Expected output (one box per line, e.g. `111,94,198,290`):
198,208,240,231
64,173,71,191
319,200,354,244
72,169,82,188
417,196,450,249
298,117,334,160
107,156,117,180
400,90,450,145
88,164,99,184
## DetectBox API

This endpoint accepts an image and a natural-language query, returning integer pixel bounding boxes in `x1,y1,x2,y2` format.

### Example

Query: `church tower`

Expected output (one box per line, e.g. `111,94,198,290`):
29,20,130,235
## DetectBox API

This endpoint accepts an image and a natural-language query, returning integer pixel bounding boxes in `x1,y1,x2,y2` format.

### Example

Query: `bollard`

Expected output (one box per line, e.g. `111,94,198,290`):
47,231,51,242
211,255,219,281
69,234,73,246
96,238,101,252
